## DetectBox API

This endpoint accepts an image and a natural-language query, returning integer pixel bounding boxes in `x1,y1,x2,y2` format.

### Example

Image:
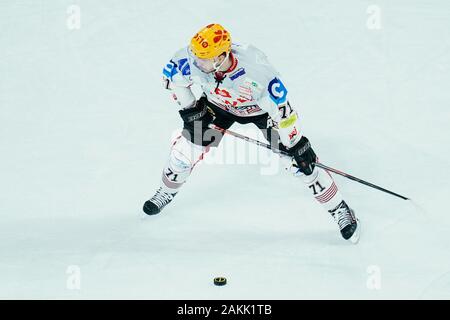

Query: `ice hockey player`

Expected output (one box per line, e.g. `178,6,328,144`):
143,23,360,243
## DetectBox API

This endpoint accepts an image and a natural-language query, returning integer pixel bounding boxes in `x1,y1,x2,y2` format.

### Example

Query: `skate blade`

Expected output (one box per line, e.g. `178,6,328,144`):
348,219,361,244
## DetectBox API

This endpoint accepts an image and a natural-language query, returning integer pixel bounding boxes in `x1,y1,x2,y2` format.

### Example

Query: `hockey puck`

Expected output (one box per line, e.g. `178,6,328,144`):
213,277,227,286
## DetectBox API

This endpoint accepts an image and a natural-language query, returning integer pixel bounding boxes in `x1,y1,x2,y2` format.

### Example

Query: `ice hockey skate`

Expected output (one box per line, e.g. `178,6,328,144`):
143,187,177,215
329,200,360,244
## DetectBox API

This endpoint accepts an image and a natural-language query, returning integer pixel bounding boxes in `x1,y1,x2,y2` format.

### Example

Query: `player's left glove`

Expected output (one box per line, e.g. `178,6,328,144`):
288,136,317,176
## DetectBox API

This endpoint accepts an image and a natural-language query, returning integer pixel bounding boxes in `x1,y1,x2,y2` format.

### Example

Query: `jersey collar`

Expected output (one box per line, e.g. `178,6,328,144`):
214,52,238,80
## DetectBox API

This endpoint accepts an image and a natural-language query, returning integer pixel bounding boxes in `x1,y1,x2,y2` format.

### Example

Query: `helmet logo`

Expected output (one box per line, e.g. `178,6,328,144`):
213,30,228,43
193,33,209,48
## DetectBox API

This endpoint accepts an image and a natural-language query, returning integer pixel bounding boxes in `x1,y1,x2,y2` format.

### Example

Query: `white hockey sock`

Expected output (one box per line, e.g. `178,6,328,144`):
160,135,209,194
301,166,344,211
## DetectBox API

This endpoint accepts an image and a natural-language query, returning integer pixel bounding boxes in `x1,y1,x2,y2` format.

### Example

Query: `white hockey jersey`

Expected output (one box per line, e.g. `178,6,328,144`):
162,43,302,148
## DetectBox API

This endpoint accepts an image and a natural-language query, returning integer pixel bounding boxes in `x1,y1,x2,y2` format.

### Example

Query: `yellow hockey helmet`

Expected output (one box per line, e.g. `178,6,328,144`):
190,23,231,59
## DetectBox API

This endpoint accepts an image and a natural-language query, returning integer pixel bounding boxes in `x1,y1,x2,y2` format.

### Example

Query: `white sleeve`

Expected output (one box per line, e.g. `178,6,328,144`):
257,72,302,149
164,83,196,109
162,48,196,109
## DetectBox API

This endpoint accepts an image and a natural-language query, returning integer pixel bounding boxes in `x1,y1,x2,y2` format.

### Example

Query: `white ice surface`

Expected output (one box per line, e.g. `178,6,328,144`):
1,0,450,299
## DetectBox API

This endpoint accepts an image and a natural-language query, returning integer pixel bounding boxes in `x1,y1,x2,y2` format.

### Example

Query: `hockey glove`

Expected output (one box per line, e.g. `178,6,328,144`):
288,136,317,176
179,96,214,146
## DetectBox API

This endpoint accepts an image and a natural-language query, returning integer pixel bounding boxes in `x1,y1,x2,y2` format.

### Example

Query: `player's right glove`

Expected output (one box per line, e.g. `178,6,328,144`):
179,96,214,146
288,136,317,176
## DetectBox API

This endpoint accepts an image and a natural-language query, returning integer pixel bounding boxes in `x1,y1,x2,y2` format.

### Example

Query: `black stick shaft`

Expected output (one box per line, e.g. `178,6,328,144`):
209,124,410,201
313,163,409,200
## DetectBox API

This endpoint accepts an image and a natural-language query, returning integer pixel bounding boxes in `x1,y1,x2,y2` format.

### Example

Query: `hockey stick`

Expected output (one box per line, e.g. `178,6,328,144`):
208,124,410,200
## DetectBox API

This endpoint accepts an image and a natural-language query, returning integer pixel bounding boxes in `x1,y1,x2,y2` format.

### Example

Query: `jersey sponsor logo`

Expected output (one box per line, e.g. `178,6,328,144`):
288,127,298,141
268,77,288,104
279,112,298,128
213,88,253,108
238,86,252,94
229,68,246,81
214,88,232,98
243,105,262,114
162,59,178,79
212,100,262,116
243,78,263,94
209,89,261,116
238,85,253,101
177,58,191,76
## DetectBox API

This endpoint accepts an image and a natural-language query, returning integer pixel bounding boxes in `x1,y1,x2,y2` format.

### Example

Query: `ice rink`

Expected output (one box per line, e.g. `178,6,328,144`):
1,0,450,299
